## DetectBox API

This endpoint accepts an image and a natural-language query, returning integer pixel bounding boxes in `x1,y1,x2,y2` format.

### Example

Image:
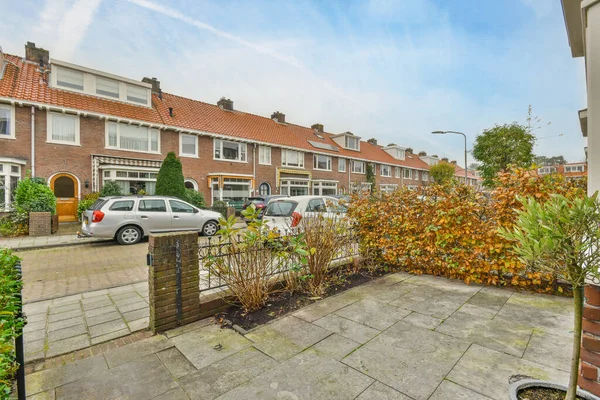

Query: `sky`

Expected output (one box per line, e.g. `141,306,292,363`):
0,0,588,167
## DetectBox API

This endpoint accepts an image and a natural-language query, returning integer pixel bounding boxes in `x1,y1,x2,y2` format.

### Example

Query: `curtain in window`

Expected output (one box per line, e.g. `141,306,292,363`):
145,181,156,195
52,114,77,142
0,108,10,136
181,135,196,154
96,77,119,98
119,125,149,151
108,123,117,147
150,130,159,152
115,180,130,195
0,176,5,207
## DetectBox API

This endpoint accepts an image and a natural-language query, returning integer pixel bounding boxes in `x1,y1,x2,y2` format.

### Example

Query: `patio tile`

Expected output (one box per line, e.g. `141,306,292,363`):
104,335,174,368
446,344,569,400
310,333,360,361
122,307,148,322
26,355,108,395
81,288,110,298
128,317,149,332
51,294,82,306
164,318,212,338
46,334,90,358
156,347,197,378
389,284,474,319
24,338,45,355
48,302,81,315
429,380,492,400
343,321,470,400
23,300,52,315
467,287,512,311
47,309,82,323
25,327,47,342
171,324,252,369
83,304,118,318
356,382,411,399
85,311,121,327
47,323,87,343
88,319,128,338
27,390,56,400
178,348,277,399
401,312,442,330
152,387,190,400
523,329,573,372
335,299,411,330
246,315,331,361
293,290,363,322
456,303,497,319
90,328,131,345
435,311,533,357
216,350,373,400
314,314,380,344
115,300,147,313
55,354,177,400
47,316,84,332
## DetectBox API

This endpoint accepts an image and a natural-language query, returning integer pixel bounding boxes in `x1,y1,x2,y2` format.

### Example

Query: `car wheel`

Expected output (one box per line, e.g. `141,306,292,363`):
202,221,218,236
116,226,142,245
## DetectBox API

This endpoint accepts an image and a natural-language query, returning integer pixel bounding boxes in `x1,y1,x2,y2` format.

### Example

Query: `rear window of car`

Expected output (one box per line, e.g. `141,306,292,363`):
109,200,134,212
264,201,298,217
90,199,108,211
250,198,265,204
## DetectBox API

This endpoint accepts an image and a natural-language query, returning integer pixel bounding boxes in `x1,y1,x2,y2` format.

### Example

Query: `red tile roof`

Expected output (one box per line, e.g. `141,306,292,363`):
0,52,449,172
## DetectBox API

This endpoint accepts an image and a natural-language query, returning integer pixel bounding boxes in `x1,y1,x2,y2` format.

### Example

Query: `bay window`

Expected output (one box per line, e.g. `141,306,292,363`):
351,161,365,174
313,155,332,171
313,181,337,195
282,150,304,168
47,112,80,145
214,139,247,162
106,121,160,153
0,161,22,209
102,168,158,195
259,146,271,165
0,104,15,139
180,134,198,157
280,179,309,196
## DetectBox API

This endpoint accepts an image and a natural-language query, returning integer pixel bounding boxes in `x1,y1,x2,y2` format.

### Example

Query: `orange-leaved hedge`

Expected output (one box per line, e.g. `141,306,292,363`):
348,167,586,292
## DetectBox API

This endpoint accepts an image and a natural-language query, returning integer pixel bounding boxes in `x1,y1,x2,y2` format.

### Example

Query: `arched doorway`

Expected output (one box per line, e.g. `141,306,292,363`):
50,173,79,222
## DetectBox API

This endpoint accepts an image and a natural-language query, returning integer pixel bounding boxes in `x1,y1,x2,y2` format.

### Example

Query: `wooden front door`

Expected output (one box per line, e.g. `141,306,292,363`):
51,174,78,222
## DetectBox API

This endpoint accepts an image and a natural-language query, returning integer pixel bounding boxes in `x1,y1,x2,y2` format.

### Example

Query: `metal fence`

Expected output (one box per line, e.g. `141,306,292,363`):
198,231,360,294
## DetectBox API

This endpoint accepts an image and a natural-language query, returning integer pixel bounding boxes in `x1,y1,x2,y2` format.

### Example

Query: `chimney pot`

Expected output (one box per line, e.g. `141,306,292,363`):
25,42,49,66
168,107,174,117
271,111,285,123
450,160,457,165
217,97,234,111
367,138,378,145
311,123,324,133
142,77,161,94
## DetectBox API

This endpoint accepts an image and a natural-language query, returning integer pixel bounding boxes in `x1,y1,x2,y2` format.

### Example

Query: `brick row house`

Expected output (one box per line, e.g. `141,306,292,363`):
537,162,588,180
0,43,478,222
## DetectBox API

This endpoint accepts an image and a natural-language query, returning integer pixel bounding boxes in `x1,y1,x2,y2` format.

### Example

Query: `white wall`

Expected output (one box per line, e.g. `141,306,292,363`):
587,3,600,195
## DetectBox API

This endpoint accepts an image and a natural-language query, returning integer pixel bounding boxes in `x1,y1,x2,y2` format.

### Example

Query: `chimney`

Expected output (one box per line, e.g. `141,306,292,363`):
441,157,449,162
168,107,174,117
418,151,427,156
367,138,378,145
142,77,161,94
271,111,285,123
450,160,457,165
311,123,324,133
217,97,234,111
25,42,49,66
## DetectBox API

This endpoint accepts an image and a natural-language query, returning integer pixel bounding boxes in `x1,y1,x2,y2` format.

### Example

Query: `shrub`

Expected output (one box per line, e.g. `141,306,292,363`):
99,181,122,197
211,200,228,216
155,152,185,199
0,213,28,237
13,176,56,215
0,249,24,397
348,167,585,291
429,162,456,185
184,189,206,208
77,192,99,221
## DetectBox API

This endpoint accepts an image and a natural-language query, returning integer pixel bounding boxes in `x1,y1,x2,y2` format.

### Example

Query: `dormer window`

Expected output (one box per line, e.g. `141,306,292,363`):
383,145,407,161
127,85,148,104
56,67,83,90
96,77,119,98
345,136,359,150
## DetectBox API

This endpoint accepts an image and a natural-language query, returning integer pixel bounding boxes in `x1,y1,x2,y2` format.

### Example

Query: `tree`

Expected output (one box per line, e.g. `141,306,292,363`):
99,181,122,197
155,152,186,199
472,123,535,187
366,163,377,195
430,163,456,185
499,193,600,400
534,155,567,166
184,188,206,208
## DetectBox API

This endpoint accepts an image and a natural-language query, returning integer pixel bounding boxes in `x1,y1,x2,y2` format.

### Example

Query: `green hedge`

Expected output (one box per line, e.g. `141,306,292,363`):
0,249,23,398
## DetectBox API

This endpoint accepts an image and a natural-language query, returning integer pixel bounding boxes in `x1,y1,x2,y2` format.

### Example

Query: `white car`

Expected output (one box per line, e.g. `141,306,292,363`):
262,195,347,232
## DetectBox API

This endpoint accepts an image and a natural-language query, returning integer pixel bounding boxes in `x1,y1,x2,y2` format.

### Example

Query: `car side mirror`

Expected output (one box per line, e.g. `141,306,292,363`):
193,208,199,214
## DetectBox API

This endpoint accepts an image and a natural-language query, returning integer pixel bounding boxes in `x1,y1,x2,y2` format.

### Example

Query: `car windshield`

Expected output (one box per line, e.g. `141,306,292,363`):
250,198,264,204
264,201,298,217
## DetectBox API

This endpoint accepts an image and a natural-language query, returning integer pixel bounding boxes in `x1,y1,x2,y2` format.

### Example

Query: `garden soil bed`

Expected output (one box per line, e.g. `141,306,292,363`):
518,387,586,400
215,268,388,331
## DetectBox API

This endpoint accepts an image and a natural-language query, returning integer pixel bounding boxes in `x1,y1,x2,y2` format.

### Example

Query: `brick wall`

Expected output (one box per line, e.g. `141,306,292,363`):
147,231,201,333
29,212,51,236
580,284,600,396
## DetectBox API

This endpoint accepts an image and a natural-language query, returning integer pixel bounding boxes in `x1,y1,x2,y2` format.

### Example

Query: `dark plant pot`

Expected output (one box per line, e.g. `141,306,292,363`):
509,378,600,400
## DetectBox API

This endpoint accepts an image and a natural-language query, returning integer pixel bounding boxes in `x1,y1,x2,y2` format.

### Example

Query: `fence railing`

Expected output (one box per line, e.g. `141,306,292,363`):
198,231,360,294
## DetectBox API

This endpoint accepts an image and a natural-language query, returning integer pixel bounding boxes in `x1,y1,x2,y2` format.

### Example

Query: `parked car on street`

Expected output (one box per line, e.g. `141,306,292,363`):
241,195,287,220
79,196,223,245
263,195,347,232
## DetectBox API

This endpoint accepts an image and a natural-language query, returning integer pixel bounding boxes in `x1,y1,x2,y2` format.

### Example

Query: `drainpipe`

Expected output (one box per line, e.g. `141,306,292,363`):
347,159,350,193
252,144,256,195
30,106,35,176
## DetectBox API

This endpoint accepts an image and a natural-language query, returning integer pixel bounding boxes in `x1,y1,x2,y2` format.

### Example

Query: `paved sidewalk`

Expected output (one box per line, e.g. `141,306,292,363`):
25,273,574,400
0,234,110,251
23,282,149,363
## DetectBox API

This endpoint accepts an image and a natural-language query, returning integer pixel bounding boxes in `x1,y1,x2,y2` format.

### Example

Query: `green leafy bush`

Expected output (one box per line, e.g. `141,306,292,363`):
0,213,28,237
0,249,24,397
155,152,185,199
77,193,100,221
99,181,122,197
183,189,206,208
211,200,228,216
13,177,56,215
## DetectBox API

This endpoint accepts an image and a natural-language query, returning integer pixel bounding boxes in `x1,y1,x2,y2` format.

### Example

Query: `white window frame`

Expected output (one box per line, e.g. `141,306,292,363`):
46,111,80,146
312,181,338,196
338,158,346,172
313,154,332,171
281,150,304,168
213,139,247,163
54,66,85,92
185,178,198,190
0,104,16,140
105,121,161,154
259,146,271,165
351,161,365,174
403,168,412,179
179,133,198,158
0,159,24,210
565,165,585,173
95,76,120,99
395,167,400,178
380,165,391,177
422,171,429,181
345,136,359,150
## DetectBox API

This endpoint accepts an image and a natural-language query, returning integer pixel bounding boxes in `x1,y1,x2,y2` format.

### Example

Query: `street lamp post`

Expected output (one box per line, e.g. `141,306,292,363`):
431,130,468,183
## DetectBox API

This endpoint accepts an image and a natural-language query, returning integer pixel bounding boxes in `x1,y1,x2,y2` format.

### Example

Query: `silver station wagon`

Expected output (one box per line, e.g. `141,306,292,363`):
79,196,223,245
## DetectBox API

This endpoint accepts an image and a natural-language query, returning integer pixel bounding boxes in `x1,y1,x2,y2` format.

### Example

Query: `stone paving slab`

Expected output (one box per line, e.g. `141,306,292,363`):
335,298,411,330
522,329,573,372
314,313,380,344
389,283,477,319
356,382,412,399
23,283,150,362
429,380,493,400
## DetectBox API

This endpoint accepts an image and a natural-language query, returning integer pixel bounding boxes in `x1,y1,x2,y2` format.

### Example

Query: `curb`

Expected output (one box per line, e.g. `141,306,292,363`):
9,238,115,252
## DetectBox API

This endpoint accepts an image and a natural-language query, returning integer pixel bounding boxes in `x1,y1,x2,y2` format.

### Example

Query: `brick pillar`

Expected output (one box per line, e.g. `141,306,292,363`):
148,231,200,334
28,212,51,236
579,284,600,395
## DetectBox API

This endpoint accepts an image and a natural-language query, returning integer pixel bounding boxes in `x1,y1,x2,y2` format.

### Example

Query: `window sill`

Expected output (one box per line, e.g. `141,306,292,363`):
105,147,162,155
180,154,199,159
0,135,16,140
351,171,366,175
314,168,332,172
46,140,81,147
213,157,248,164
281,165,305,169
259,162,272,166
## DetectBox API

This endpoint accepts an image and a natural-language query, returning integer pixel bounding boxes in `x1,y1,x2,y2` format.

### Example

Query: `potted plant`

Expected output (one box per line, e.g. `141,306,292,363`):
500,193,600,400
